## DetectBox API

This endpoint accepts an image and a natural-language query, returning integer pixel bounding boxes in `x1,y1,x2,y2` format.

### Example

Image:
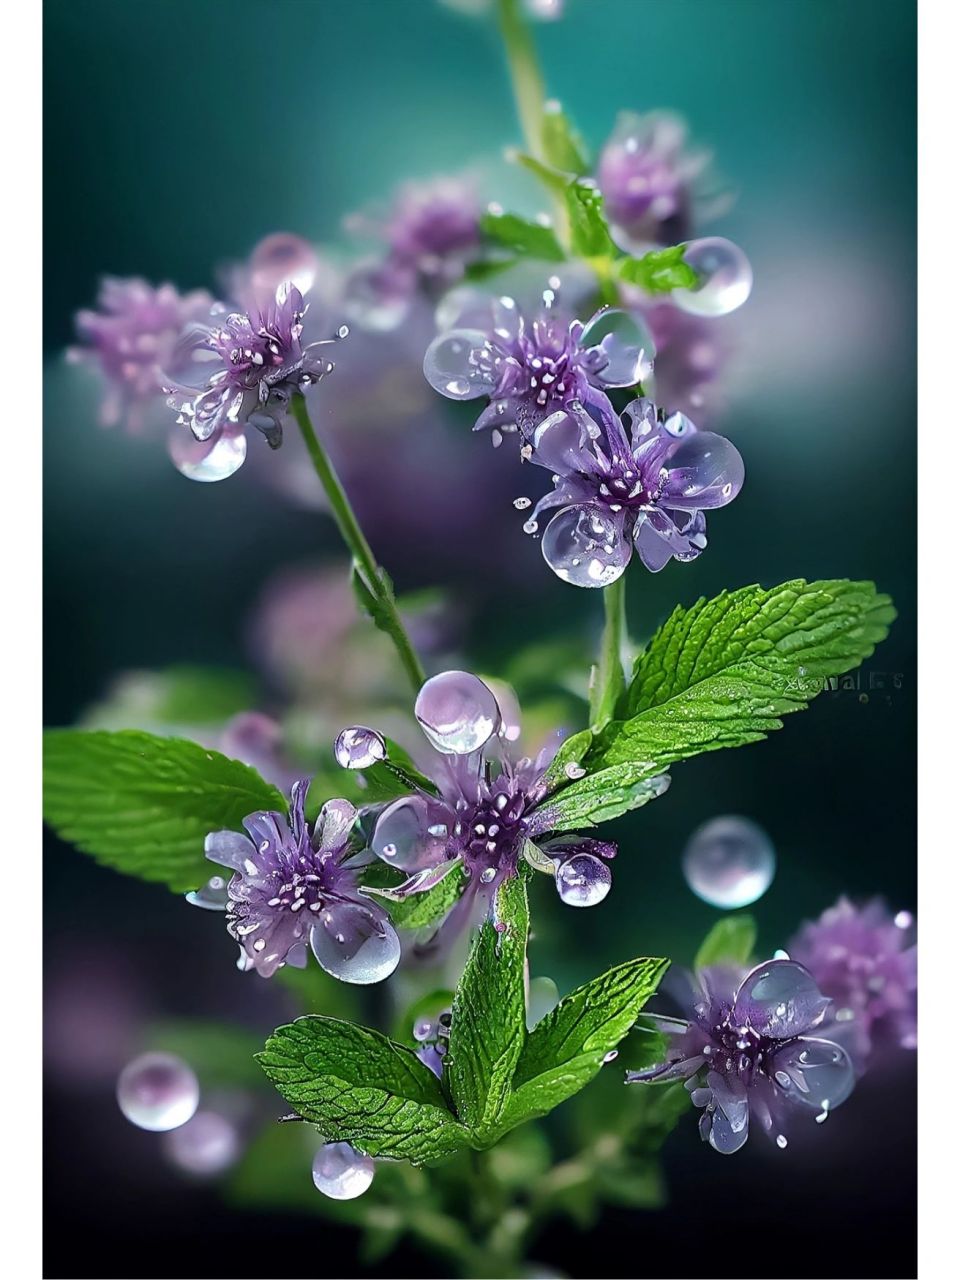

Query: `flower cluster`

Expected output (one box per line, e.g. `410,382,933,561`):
629,959,855,1154
195,780,400,984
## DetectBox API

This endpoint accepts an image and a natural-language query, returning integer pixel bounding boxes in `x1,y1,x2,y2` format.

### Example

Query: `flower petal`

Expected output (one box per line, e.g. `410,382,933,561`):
733,960,832,1039
578,307,656,387
768,1037,855,1112
661,431,745,509
204,830,256,874
371,794,449,871
314,798,358,855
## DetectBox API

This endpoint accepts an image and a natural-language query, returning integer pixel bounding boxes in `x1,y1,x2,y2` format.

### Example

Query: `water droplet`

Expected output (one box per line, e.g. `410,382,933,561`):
185,875,229,911
312,1142,375,1200
578,307,656,387
681,815,776,908
480,866,497,884
894,910,913,930
168,428,247,483
250,233,319,296
513,497,532,510
334,725,387,770
776,1134,788,1150
413,1018,435,1042
116,1053,199,1132
526,976,560,1030
541,504,631,589
603,1050,619,1064
309,916,401,985
673,237,753,317
415,670,501,755
564,762,586,780
162,1110,240,1176
555,854,612,907
423,329,494,400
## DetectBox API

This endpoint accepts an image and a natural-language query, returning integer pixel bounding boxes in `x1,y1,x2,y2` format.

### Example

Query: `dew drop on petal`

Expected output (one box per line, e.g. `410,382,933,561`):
423,329,494,399
541,505,631,589
681,815,775,908
415,670,501,754
312,1142,375,1200
309,915,401,985
334,725,387,770
673,237,753,317
162,1110,241,1176
555,853,612,907
185,875,229,911
116,1053,199,1132
168,428,247,483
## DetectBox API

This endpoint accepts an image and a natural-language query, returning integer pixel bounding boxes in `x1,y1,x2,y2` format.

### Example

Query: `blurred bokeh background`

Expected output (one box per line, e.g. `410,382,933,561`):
44,1,916,1276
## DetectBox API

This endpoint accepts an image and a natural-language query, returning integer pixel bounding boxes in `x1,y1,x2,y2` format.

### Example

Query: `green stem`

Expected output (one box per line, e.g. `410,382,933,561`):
290,393,426,697
496,0,547,159
590,576,627,726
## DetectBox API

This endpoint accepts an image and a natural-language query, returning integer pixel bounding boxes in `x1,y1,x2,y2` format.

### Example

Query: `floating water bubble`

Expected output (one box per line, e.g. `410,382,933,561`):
673,237,753,317
168,429,247,483
681,815,776,908
185,875,229,911
312,1142,375,1200
334,725,387,770
423,329,494,399
541,504,631,588
309,915,401,985
162,1110,240,1176
116,1052,199,1132
249,233,319,297
415,670,501,755
555,854,612,907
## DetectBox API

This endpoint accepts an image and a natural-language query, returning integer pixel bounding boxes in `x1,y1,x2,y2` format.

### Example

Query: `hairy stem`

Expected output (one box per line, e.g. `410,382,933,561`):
290,392,426,696
590,576,627,726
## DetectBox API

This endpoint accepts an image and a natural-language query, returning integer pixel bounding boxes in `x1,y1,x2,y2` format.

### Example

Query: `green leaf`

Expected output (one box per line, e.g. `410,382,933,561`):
504,956,668,1126
694,914,757,971
360,860,466,931
81,665,258,730
514,150,571,198
541,103,591,174
565,180,615,259
141,1019,266,1089
446,874,529,1137
256,1016,469,1163
531,761,670,832
617,244,698,295
43,729,286,892
480,209,565,262
586,579,895,772
461,256,520,282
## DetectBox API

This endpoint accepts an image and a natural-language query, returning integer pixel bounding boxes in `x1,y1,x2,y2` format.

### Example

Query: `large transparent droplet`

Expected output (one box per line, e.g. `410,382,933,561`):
422,329,494,400
162,1110,240,1176
185,874,229,911
541,504,631,588
673,238,753,317
682,815,775,908
769,1038,855,1111
312,1142,375,1200
415,670,501,754
309,913,401,985
734,960,830,1039
372,794,447,870
116,1052,199,1132
168,428,247,482
579,307,656,387
527,976,561,1029
250,233,319,297
663,431,745,509
334,725,387,770
555,853,612,907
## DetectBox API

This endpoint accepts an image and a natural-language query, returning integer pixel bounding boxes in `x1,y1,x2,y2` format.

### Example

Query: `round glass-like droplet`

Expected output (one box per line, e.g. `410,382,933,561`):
162,1110,240,1176
578,307,656,387
526,976,561,1029
184,875,229,911
664,431,745,509
116,1052,199,1132
250,233,319,297
555,854,612,907
422,329,494,400
541,504,631,589
682,815,775,908
309,915,401,985
415,670,501,755
673,237,753,318
334,725,387,770
168,428,247,483
312,1142,375,1201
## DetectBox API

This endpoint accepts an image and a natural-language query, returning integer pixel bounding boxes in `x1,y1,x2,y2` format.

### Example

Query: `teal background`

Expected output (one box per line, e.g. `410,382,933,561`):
44,2,916,1277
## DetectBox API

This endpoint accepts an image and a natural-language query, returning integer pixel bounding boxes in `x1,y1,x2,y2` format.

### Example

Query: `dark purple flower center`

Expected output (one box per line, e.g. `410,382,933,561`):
698,1005,773,1087
229,842,337,931
596,456,665,511
450,782,531,885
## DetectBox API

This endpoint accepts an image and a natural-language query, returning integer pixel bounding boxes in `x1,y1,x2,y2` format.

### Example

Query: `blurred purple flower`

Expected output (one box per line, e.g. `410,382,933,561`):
628,959,855,1154
423,295,655,441
69,277,213,432
525,394,743,587
641,299,733,421
198,781,400,983
597,111,727,250
163,282,346,482
788,897,918,1070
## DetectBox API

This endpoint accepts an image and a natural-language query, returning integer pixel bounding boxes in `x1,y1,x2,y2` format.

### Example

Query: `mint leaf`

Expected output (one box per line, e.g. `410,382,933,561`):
586,579,895,771
564,181,615,259
617,244,698,294
504,957,668,1125
446,874,529,1138
694,915,757,971
43,729,286,892
514,150,571,198
532,762,670,831
462,256,520,282
257,1016,469,1163
541,104,590,174
143,1019,266,1089
480,209,565,262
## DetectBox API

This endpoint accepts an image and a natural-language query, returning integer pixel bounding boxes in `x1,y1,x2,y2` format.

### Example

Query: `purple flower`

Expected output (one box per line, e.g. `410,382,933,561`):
423,294,655,441
628,959,855,1154
641,299,734,423
788,897,918,1070
525,395,744,587
163,282,346,482
412,1009,452,1078
597,111,726,250
68,277,213,432
342,672,652,943
196,781,400,984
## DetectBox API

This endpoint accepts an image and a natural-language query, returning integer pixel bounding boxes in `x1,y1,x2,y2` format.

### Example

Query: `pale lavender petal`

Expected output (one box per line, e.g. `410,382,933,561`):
734,960,832,1039
204,830,256,873
768,1037,855,1111
661,431,745,509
